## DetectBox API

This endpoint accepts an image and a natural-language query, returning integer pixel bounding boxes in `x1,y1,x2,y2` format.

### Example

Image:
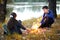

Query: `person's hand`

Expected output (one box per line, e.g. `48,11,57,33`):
26,28,30,33
40,23,41,26
23,28,30,34
38,23,41,28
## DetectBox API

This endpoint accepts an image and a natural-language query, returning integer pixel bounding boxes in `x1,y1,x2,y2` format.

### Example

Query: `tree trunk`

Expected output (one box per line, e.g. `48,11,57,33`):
0,0,7,23
48,0,57,18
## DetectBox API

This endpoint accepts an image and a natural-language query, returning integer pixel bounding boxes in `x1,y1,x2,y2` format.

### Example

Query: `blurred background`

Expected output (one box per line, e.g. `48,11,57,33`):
7,0,60,21
0,0,60,40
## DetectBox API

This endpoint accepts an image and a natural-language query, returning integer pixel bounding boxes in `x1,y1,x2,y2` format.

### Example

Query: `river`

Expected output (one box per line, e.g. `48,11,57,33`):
7,2,60,21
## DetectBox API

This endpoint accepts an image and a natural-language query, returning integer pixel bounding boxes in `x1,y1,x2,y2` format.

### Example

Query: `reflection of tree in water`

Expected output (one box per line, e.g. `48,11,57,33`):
16,6,41,13
14,0,48,2
17,7,25,12
31,6,41,12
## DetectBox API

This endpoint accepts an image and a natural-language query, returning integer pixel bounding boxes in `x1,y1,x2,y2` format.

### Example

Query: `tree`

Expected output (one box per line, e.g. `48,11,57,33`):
48,0,57,18
7,0,13,4
0,0,7,23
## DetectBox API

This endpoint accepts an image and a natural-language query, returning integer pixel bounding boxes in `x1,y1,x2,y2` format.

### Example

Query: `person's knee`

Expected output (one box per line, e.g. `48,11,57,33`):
16,30,22,34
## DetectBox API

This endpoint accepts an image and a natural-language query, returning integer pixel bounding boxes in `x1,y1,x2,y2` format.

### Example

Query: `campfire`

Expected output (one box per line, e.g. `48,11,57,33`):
23,19,47,35
27,22,46,34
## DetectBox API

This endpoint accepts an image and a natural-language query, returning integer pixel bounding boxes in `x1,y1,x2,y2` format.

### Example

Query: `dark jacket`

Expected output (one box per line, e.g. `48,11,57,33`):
7,18,26,34
41,10,54,24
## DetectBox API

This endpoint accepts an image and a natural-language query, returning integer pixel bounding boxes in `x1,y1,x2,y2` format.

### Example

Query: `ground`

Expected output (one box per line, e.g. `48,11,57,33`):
0,15,60,40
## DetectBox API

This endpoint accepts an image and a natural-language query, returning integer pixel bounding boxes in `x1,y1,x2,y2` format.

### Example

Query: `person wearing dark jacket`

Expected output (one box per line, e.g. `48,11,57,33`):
39,6,54,28
7,12,26,34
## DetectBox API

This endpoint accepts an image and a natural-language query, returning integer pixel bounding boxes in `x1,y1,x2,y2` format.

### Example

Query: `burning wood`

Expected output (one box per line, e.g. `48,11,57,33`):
23,18,47,35
25,22,47,34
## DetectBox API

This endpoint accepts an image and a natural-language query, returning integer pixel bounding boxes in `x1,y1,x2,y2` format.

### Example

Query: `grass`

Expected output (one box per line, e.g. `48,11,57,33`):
0,15,60,40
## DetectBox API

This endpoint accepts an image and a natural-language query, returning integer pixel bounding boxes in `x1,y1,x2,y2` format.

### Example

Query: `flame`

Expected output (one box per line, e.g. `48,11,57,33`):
30,22,40,34
31,22,40,30
28,18,46,34
31,18,41,30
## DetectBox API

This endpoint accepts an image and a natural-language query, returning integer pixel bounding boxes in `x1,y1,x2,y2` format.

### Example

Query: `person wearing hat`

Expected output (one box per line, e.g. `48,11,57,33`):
7,12,27,34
